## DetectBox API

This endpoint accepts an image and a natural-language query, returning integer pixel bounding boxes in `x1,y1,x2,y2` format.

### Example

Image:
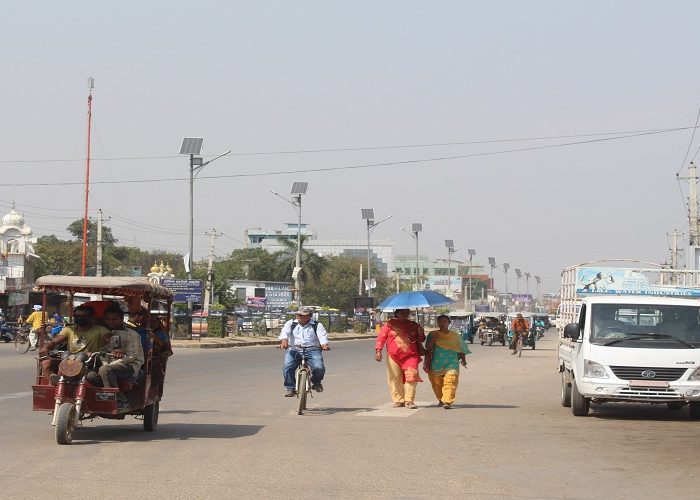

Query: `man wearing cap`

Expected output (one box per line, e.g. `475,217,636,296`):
279,306,329,397
25,304,48,351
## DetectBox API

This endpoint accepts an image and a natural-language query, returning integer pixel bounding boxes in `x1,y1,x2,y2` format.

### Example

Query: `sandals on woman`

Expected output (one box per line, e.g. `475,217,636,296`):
405,401,417,409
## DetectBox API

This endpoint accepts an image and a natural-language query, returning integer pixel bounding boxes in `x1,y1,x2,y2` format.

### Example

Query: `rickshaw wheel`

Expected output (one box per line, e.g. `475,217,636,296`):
144,400,160,431
56,403,77,445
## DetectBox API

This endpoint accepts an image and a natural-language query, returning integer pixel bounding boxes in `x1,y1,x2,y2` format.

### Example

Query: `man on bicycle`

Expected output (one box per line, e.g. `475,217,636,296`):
510,313,530,355
279,307,329,397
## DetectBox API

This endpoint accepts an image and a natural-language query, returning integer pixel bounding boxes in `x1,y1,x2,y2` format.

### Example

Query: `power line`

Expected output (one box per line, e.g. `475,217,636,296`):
678,107,700,174
0,127,687,187
0,125,694,165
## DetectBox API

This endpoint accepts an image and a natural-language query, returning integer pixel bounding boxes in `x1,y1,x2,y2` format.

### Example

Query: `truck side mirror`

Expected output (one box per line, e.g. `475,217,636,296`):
563,323,581,341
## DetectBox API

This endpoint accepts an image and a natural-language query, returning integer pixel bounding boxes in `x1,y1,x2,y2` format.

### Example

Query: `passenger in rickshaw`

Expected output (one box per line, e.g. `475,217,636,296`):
86,304,144,409
149,315,173,399
127,308,154,356
39,305,110,385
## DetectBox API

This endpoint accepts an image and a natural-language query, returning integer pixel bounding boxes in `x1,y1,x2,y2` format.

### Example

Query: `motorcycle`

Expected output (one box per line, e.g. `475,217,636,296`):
1,322,16,342
535,325,545,339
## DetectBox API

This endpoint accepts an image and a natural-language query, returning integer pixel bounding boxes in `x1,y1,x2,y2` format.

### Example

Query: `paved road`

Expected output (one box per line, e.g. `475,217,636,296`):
1,332,699,499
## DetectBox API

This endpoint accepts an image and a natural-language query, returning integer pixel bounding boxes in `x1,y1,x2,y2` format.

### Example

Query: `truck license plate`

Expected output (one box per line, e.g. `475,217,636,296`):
628,380,670,388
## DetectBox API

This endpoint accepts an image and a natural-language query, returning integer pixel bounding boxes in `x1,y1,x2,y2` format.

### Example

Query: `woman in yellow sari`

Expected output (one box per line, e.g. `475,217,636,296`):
424,314,470,409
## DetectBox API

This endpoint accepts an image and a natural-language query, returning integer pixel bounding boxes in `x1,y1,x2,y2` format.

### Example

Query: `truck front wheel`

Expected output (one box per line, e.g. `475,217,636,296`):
560,372,571,407
571,379,590,416
689,402,700,420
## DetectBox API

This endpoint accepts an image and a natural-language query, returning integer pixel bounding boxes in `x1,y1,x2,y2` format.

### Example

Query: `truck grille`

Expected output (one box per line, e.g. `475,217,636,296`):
609,366,688,382
614,387,683,401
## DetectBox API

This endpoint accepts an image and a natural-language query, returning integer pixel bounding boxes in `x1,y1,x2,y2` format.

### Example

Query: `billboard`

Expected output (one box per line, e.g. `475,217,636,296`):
574,267,700,297
424,277,462,292
161,279,203,303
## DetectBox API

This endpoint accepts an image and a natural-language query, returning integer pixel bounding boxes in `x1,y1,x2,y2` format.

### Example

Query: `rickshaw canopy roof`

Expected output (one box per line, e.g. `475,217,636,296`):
34,275,173,300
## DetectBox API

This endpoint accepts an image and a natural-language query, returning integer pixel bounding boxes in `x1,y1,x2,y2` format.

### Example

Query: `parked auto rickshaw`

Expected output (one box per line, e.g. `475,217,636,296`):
477,314,507,346
31,276,173,445
506,311,536,349
449,311,476,344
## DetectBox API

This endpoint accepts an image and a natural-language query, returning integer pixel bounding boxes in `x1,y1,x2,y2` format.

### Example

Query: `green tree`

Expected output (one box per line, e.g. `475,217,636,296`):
66,218,117,246
34,235,82,276
303,255,392,313
273,236,327,288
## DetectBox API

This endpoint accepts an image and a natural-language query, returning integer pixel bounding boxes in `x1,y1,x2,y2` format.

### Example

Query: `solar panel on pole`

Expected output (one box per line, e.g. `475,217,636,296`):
179,137,203,155
291,182,308,195
361,208,375,220
412,223,422,233
444,239,454,249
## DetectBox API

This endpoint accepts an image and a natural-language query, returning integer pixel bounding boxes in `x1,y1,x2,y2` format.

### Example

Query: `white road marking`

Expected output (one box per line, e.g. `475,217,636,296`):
357,401,432,417
0,391,32,402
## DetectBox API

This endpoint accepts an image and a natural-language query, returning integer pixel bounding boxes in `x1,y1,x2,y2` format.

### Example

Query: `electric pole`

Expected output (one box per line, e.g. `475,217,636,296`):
203,229,218,314
681,162,700,245
96,209,103,277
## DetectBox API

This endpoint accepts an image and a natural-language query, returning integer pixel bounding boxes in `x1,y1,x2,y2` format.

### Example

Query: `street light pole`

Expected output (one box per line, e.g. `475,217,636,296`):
467,249,476,311
401,223,422,291
361,210,392,299
272,182,308,306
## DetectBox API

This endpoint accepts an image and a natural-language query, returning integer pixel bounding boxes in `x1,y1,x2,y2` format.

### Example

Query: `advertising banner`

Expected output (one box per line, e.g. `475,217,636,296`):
574,267,700,297
246,297,267,308
424,277,462,292
161,279,203,303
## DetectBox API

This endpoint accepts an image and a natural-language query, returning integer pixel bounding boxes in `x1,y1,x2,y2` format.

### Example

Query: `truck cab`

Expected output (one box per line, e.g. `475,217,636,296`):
559,295,700,418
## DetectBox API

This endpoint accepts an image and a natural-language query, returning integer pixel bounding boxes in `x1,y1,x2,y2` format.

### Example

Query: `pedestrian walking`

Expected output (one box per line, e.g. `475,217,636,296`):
374,308,425,409
424,314,470,409
25,304,48,351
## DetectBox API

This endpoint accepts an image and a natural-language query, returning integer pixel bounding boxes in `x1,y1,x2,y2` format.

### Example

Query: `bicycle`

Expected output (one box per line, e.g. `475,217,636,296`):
289,345,330,415
14,325,31,353
515,332,524,357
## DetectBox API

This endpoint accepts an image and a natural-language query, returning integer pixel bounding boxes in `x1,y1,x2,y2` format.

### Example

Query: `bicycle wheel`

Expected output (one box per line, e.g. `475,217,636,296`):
297,370,308,415
15,332,30,354
517,336,523,357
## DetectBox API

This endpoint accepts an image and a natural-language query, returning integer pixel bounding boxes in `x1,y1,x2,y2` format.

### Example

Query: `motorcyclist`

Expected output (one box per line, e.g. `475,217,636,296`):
510,313,530,355
39,305,110,385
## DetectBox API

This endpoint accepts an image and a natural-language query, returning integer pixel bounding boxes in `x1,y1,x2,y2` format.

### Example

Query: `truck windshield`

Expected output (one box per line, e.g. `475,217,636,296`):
590,304,700,348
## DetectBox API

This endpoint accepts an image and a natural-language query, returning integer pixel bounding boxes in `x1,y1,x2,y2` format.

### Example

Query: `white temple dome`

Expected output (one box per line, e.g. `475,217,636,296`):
2,209,25,228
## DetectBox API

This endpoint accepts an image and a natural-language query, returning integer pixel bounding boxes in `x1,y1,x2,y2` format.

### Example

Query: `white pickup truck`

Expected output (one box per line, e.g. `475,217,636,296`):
558,261,700,418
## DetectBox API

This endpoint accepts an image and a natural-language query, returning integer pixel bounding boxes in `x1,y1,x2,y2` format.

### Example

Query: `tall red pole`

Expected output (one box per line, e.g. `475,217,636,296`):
81,87,93,276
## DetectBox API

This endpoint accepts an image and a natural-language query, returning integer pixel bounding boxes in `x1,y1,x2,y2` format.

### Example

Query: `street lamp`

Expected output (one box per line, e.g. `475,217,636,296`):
271,182,308,306
401,223,422,290
525,272,531,302
361,209,392,299
466,249,476,310
179,138,231,280
503,263,510,294
488,257,496,291
445,240,469,296
515,268,522,294
534,275,541,306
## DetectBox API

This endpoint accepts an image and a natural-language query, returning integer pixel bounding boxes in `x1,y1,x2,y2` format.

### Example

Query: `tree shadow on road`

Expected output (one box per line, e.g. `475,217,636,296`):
71,423,263,445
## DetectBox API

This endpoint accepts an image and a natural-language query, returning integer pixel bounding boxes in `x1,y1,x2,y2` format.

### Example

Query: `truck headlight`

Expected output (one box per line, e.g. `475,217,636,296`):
688,367,700,381
584,359,609,379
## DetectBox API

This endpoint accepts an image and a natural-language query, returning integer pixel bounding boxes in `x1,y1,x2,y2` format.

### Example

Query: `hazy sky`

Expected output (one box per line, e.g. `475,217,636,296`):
3,1,700,294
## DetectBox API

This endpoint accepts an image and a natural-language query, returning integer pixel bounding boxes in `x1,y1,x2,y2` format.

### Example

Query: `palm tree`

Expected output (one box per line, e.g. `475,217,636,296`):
273,236,327,289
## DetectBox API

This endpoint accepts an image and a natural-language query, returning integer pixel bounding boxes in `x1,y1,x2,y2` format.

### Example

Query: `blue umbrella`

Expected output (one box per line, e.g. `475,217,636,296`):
377,290,454,310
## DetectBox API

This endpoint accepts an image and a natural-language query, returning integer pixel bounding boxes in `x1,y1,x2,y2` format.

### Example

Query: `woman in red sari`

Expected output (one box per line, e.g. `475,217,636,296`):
375,308,426,409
